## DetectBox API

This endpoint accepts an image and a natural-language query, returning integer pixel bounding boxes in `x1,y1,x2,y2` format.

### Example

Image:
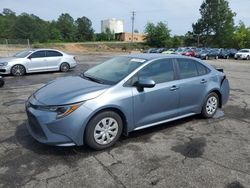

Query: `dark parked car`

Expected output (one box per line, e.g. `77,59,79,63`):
26,54,230,150
0,76,4,87
200,49,221,60
219,49,237,59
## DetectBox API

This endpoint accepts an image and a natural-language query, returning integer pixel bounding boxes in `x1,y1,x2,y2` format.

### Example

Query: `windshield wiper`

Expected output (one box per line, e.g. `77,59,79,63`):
80,73,103,84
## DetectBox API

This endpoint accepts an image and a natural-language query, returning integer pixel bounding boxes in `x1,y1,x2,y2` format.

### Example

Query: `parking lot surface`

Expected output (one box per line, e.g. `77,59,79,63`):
0,54,250,188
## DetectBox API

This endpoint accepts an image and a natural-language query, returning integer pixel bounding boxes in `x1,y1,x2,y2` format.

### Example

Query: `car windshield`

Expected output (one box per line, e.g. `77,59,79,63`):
83,56,146,85
13,50,33,58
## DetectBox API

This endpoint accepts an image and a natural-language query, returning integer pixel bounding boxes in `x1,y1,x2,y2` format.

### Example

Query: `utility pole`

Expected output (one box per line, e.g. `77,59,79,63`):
131,11,136,42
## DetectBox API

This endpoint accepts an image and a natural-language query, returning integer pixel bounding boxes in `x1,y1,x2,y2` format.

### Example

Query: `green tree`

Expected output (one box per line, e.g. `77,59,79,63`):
0,8,17,38
95,28,115,41
48,21,62,41
75,16,94,41
12,13,49,42
56,13,76,41
233,21,250,49
192,0,236,47
144,22,171,47
171,35,184,48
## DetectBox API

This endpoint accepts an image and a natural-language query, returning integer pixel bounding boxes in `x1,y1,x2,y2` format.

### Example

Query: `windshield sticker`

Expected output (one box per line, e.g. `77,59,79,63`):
130,58,146,63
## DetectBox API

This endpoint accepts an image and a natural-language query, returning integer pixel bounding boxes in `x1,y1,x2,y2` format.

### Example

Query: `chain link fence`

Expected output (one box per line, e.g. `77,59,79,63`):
0,39,31,57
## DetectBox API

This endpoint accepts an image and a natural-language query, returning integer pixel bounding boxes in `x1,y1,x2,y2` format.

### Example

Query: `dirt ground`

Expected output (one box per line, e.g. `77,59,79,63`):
0,54,250,188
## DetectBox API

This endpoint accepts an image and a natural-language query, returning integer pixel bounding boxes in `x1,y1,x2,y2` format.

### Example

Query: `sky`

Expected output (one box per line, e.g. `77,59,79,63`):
1,0,250,35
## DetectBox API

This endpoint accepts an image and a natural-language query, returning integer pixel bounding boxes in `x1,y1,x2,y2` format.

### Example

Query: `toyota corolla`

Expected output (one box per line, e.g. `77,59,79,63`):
26,54,230,150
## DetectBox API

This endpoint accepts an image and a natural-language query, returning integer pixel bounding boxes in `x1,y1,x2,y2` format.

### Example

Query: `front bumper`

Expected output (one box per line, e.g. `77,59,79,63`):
25,99,93,146
0,65,11,74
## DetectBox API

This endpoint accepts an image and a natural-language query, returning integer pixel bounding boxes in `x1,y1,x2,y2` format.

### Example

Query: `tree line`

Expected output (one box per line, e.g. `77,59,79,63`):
1,0,250,48
145,0,250,49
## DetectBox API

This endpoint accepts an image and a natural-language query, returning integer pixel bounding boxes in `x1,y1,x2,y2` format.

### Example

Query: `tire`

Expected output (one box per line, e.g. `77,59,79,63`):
226,55,229,59
11,65,26,76
0,78,4,87
201,92,219,118
205,56,209,60
60,63,70,72
84,111,123,150
246,56,250,60
215,55,218,60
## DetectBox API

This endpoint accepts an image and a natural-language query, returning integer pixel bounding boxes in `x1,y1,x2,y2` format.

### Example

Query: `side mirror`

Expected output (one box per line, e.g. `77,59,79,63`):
27,56,32,59
134,79,155,92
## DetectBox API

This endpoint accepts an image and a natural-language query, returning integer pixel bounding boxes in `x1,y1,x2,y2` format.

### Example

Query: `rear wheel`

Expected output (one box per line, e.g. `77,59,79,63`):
60,63,70,72
85,111,123,150
11,65,26,76
201,92,219,118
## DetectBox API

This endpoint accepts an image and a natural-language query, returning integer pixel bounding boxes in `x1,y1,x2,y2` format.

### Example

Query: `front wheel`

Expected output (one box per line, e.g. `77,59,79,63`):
11,65,26,76
85,111,123,150
201,92,219,118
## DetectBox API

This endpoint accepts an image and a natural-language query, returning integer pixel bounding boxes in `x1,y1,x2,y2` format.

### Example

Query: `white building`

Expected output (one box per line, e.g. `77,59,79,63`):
101,18,124,33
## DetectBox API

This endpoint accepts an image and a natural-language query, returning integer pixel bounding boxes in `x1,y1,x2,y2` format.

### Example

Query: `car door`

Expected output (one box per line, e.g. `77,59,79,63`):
175,58,210,115
46,50,63,70
27,50,47,72
131,59,179,129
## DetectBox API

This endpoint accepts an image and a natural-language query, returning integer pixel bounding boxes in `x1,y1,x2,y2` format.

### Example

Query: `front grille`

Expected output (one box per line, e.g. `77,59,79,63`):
27,111,47,139
0,69,6,72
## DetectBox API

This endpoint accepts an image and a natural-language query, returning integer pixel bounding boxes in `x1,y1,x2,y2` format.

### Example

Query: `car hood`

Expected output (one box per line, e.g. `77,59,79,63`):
0,57,20,62
33,76,110,105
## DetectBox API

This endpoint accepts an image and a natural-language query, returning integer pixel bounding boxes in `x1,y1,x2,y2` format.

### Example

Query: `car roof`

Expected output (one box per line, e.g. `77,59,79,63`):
28,48,63,52
123,53,187,61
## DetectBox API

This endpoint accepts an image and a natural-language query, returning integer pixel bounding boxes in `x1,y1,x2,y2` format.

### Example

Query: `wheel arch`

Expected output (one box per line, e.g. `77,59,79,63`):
89,107,128,134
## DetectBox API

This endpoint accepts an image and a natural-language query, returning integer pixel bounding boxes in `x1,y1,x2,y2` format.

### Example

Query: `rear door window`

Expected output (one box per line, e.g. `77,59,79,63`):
196,62,209,76
177,58,198,79
138,59,175,84
46,50,63,57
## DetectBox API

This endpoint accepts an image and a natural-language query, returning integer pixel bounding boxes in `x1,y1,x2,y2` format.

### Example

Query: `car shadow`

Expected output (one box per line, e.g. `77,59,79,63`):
14,115,200,157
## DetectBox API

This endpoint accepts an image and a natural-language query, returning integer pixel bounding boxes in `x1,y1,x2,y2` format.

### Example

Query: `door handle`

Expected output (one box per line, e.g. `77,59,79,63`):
170,85,179,91
200,79,207,84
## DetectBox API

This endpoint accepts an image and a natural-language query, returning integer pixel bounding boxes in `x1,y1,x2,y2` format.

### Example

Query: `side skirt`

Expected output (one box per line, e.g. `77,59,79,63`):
134,113,196,131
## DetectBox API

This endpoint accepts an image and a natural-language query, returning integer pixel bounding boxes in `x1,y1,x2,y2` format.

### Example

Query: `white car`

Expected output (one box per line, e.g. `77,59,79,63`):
234,49,250,60
0,49,77,76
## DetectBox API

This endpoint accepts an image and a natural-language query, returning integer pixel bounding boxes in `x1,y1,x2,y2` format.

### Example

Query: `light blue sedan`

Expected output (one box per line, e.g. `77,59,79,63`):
26,54,230,150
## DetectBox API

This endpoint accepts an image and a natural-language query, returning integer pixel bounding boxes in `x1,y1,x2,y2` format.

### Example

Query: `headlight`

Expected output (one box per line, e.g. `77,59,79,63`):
37,103,83,119
0,62,8,66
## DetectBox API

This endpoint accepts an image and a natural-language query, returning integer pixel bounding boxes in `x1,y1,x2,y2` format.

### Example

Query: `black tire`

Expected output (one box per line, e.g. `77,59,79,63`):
11,65,26,76
60,63,70,72
201,92,219,118
0,78,4,87
85,111,123,150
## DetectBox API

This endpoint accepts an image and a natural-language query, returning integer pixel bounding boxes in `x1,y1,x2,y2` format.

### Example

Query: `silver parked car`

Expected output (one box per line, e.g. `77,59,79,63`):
26,54,230,150
0,49,77,76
